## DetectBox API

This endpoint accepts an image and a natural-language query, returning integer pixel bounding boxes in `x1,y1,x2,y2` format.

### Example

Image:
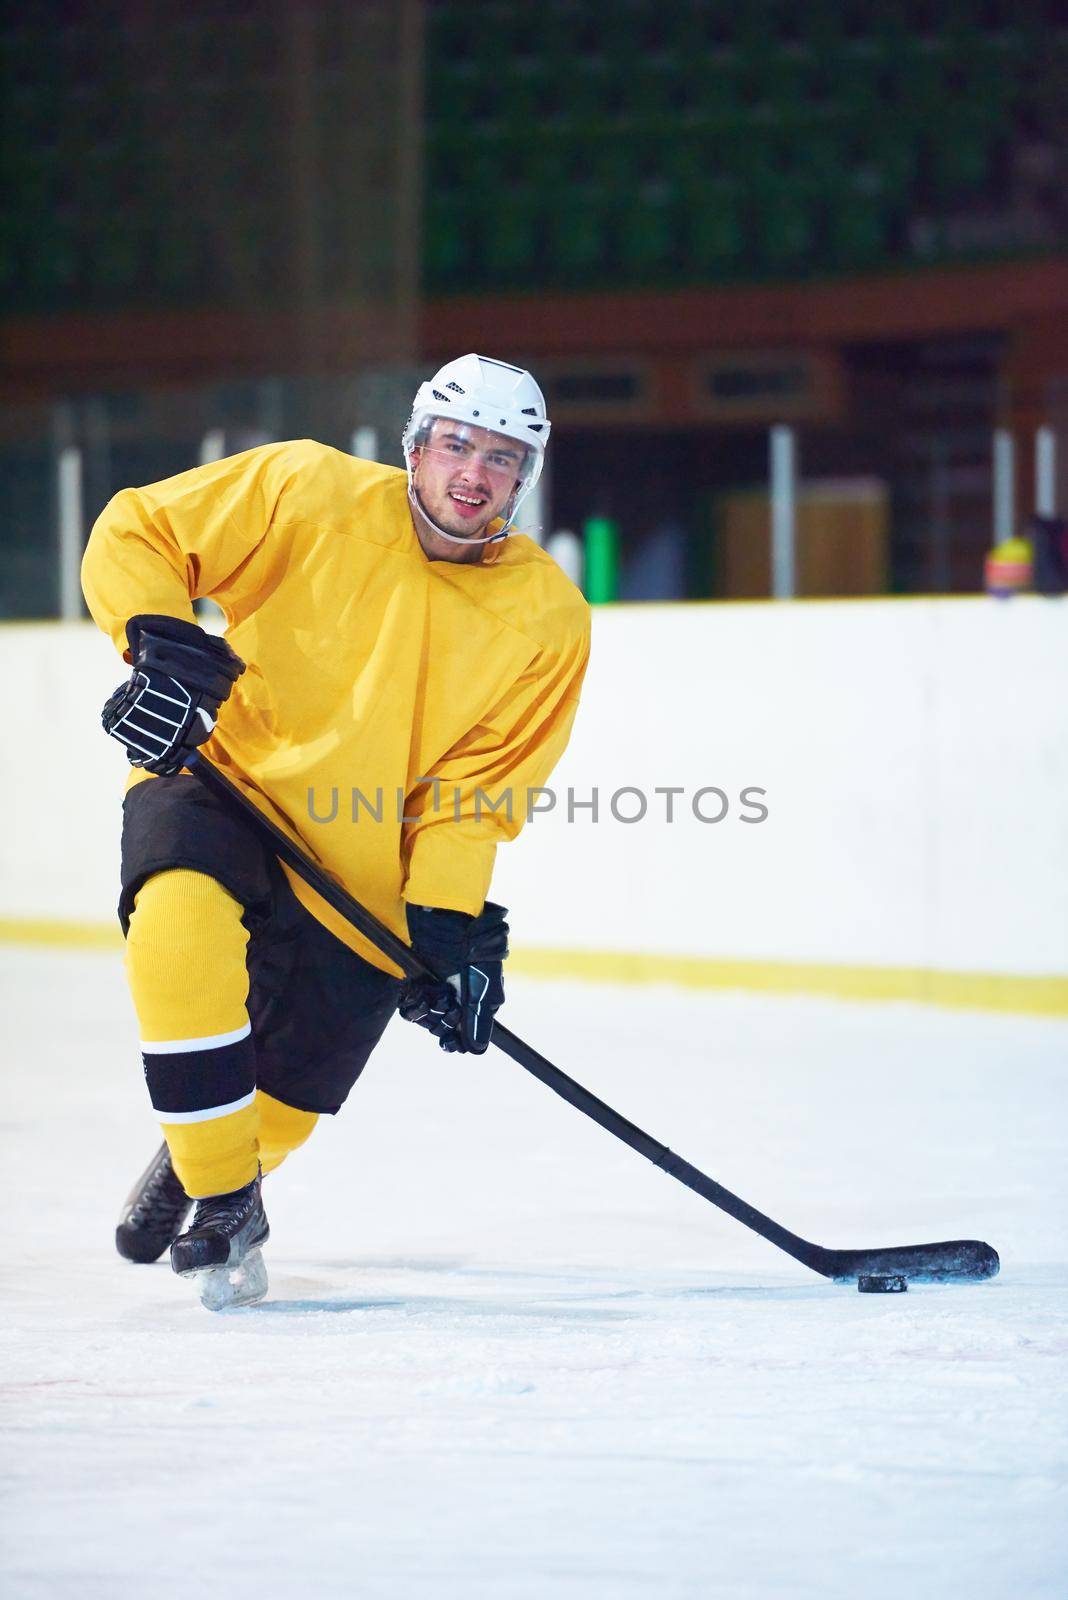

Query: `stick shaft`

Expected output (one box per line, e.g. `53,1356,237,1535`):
188,754,824,1271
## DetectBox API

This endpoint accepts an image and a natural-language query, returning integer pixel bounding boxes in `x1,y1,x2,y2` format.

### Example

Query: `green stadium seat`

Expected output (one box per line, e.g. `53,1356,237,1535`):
424,195,468,288
731,4,782,62
880,44,945,131
928,111,996,199
827,180,887,268
757,183,818,273
498,57,545,124
659,3,717,60
548,187,608,284
680,55,746,124
795,0,846,55
597,0,647,70
625,56,679,120
153,224,208,302
0,218,17,295
521,126,573,194
658,129,713,198
431,63,486,126
686,180,745,277
428,1,478,66
607,117,677,187
546,54,617,127
761,50,820,122
83,216,141,299
436,127,506,200
23,223,79,301
840,119,919,199
534,29,586,123
825,45,886,123
483,188,540,281
617,185,676,281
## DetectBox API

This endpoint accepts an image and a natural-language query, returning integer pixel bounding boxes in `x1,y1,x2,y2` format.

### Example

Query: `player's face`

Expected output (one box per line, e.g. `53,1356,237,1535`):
411,420,527,540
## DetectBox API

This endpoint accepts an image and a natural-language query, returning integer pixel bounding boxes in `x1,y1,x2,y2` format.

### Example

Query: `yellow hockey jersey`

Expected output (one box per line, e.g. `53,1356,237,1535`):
82,439,591,976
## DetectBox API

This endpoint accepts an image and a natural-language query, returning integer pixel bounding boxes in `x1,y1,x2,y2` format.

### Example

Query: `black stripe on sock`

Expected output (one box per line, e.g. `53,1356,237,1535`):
143,1035,257,1116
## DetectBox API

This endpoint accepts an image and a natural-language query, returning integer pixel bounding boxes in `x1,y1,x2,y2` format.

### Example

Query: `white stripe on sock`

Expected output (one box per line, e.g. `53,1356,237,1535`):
140,1020,252,1055
158,1090,257,1125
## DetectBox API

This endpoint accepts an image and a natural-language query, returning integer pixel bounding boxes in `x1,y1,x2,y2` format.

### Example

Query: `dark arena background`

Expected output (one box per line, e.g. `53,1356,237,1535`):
2,5,1066,1598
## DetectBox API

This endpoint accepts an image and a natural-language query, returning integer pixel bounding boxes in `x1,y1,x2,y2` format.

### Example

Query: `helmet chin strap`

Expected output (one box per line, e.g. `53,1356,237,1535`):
407,485,512,547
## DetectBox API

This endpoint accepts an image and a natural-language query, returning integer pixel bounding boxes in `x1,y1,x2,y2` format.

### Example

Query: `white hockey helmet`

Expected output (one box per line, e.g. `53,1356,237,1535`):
403,353,551,522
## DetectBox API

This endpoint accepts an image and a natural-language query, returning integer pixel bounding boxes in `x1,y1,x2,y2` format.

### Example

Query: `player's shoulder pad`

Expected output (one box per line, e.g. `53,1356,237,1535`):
262,440,406,522
499,534,591,652
270,438,401,485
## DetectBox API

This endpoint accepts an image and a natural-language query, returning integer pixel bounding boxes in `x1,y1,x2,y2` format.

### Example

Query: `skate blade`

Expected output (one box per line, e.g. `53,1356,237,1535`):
194,1247,268,1312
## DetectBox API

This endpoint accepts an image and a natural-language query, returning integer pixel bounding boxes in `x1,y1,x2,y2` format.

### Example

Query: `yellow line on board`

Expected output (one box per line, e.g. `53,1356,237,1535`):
506,947,1068,1019
2,919,1064,1017
0,918,122,950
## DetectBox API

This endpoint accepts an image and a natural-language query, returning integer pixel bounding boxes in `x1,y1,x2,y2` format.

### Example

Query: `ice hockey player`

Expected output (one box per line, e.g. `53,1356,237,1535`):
82,355,590,1310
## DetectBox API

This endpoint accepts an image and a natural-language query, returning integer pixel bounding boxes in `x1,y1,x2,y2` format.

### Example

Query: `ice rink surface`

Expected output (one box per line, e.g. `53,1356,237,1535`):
2,948,1066,1599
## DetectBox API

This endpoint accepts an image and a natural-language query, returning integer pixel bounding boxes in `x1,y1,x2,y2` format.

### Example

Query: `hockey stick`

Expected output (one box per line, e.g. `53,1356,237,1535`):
188,754,999,1286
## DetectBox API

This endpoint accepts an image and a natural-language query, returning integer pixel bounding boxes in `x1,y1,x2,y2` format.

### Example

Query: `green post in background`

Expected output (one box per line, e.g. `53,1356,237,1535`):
583,515,620,604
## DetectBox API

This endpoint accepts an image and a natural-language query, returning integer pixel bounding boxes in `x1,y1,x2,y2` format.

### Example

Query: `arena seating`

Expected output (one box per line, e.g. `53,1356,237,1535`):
0,2,1059,312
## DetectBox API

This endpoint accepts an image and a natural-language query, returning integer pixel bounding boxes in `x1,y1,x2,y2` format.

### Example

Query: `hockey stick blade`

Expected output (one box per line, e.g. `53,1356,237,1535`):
187,754,1002,1290
813,1238,1000,1285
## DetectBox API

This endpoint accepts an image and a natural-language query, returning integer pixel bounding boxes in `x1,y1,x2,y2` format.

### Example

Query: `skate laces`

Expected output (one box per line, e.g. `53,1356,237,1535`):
131,1157,188,1227
190,1179,258,1233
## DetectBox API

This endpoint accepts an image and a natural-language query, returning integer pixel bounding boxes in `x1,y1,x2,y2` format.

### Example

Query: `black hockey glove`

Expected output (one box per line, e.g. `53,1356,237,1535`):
398,901,508,1054
101,614,245,776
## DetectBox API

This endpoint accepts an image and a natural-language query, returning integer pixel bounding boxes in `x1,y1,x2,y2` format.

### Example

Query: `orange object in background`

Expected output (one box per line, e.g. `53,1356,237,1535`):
984,537,1033,598
717,479,888,599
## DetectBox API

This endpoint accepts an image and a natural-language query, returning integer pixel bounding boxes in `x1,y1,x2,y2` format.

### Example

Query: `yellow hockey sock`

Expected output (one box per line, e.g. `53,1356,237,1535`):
126,867,251,1043
126,868,259,1198
256,1090,319,1176
162,1102,260,1199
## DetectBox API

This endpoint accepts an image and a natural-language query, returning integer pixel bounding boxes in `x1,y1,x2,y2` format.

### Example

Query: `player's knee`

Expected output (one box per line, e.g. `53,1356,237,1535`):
125,868,250,1038
127,867,246,962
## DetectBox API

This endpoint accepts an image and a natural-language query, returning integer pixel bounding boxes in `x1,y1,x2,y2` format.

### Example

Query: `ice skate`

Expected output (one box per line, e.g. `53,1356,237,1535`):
115,1142,193,1264
170,1170,269,1311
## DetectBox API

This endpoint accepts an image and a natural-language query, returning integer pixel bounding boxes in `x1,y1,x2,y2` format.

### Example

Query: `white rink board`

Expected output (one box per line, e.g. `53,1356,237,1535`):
1,621,131,923
498,597,1068,976
2,598,1067,976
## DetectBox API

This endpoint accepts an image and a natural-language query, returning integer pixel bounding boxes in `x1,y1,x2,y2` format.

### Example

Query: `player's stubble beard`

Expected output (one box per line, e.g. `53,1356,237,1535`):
409,467,510,565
